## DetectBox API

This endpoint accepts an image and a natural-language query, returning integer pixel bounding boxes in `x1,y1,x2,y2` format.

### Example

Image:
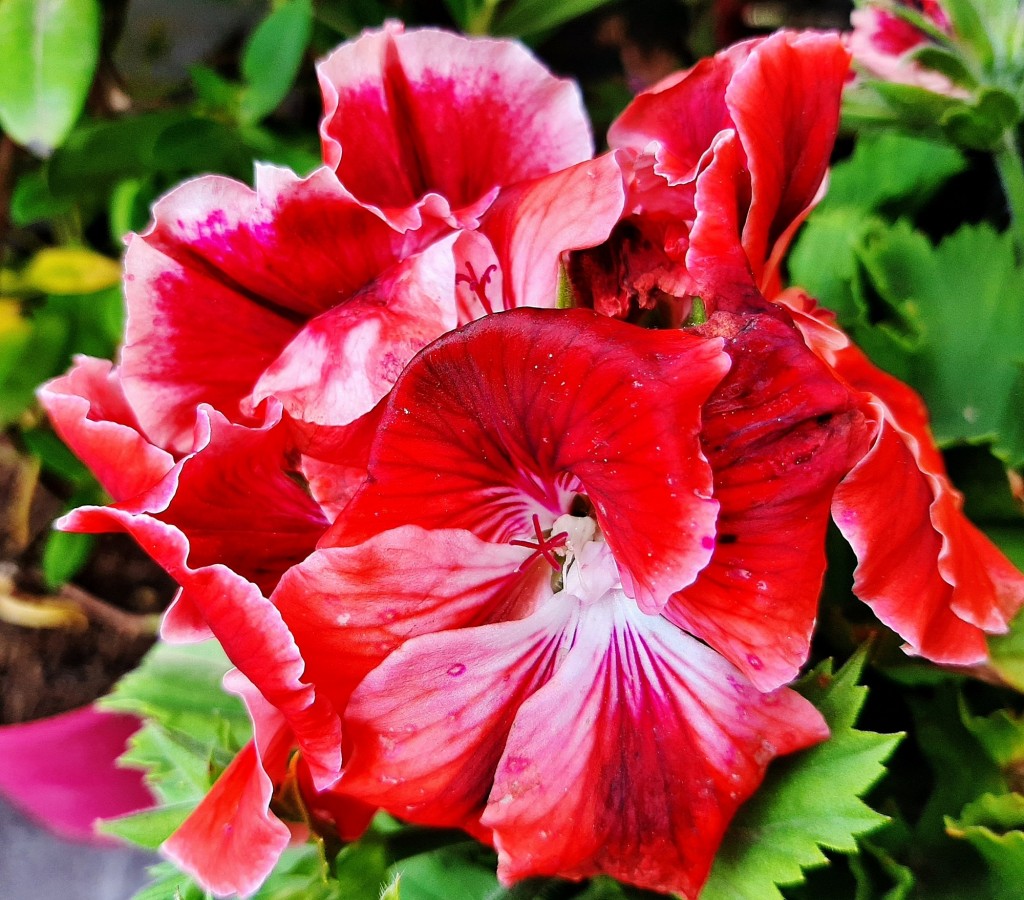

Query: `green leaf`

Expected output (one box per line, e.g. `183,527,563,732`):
99,800,197,850
47,111,200,198
701,649,901,900
940,86,1021,150
0,0,100,155
859,223,1024,467
493,0,618,38
824,132,967,214
946,794,1024,899
99,640,249,743
390,843,502,900
9,170,73,225
0,308,69,424
41,528,94,588
240,0,313,125
910,46,979,88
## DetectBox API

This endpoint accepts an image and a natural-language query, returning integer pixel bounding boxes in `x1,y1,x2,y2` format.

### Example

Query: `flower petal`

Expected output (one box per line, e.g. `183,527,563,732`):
59,407,341,785
726,31,849,285
667,309,864,689
477,154,626,312
780,291,1024,658
482,591,827,898
122,166,414,450
338,600,575,833
329,309,730,613
274,527,547,713
251,235,457,426
318,24,593,228
38,356,175,501
164,673,292,898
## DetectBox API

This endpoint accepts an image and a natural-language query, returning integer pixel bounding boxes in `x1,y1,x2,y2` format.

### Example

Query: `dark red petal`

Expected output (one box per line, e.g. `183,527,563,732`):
273,527,547,714
338,601,574,833
668,310,864,689
482,594,828,898
38,357,175,501
122,166,415,450
318,25,593,226
329,309,730,613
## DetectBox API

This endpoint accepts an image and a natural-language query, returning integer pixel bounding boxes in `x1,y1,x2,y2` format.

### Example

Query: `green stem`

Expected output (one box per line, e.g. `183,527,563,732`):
994,129,1024,262
466,0,502,35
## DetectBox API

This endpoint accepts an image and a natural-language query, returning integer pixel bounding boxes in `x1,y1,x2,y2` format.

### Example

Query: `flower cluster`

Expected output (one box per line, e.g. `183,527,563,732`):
41,22,1024,899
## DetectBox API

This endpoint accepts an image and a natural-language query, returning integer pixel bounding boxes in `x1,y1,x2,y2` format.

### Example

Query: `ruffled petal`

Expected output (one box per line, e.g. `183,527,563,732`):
38,356,175,501
482,584,827,897
273,527,547,713
780,291,1024,659
164,672,293,898
478,154,626,312
122,166,415,450
726,31,849,285
251,236,457,426
338,600,575,833
58,407,341,786
318,24,593,229
667,309,864,689
329,309,730,613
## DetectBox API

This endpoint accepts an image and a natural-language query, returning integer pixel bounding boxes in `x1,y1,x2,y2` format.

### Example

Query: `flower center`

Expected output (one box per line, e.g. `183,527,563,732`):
455,262,498,316
510,513,568,572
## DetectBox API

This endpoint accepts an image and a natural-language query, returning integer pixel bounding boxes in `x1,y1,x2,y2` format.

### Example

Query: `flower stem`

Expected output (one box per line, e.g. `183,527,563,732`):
994,129,1024,262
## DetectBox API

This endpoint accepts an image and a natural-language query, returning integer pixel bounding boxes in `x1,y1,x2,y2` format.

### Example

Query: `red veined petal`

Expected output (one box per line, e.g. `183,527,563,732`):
273,527,548,714
477,154,626,312
338,600,575,835
667,309,865,689
318,24,592,228
161,589,214,643
481,585,828,898
726,31,849,285
164,672,293,898
58,407,341,786
328,309,730,614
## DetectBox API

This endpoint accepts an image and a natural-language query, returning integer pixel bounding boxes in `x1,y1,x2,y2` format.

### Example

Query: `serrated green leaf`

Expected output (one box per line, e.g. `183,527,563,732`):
859,223,1024,467
701,649,901,900
493,0,618,38
240,0,313,124
99,640,249,743
99,800,197,850
0,0,100,155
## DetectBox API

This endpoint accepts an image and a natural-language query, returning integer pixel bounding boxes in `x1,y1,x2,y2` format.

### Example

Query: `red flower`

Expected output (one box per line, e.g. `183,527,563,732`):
567,30,850,318
272,310,828,897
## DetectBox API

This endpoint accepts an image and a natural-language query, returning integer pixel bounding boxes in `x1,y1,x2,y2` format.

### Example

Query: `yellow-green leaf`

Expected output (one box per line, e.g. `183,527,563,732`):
22,247,121,295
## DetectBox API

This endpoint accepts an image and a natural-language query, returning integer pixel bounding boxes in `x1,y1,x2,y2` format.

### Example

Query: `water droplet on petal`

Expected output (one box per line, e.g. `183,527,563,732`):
747,653,764,670
447,663,466,677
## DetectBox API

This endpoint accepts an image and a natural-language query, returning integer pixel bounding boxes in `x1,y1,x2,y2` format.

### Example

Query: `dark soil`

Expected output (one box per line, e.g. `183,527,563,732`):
0,437,176,725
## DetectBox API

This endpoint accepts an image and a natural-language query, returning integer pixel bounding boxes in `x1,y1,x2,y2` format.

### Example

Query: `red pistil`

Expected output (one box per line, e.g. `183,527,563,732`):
455,262,498,316
510,514,568,572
